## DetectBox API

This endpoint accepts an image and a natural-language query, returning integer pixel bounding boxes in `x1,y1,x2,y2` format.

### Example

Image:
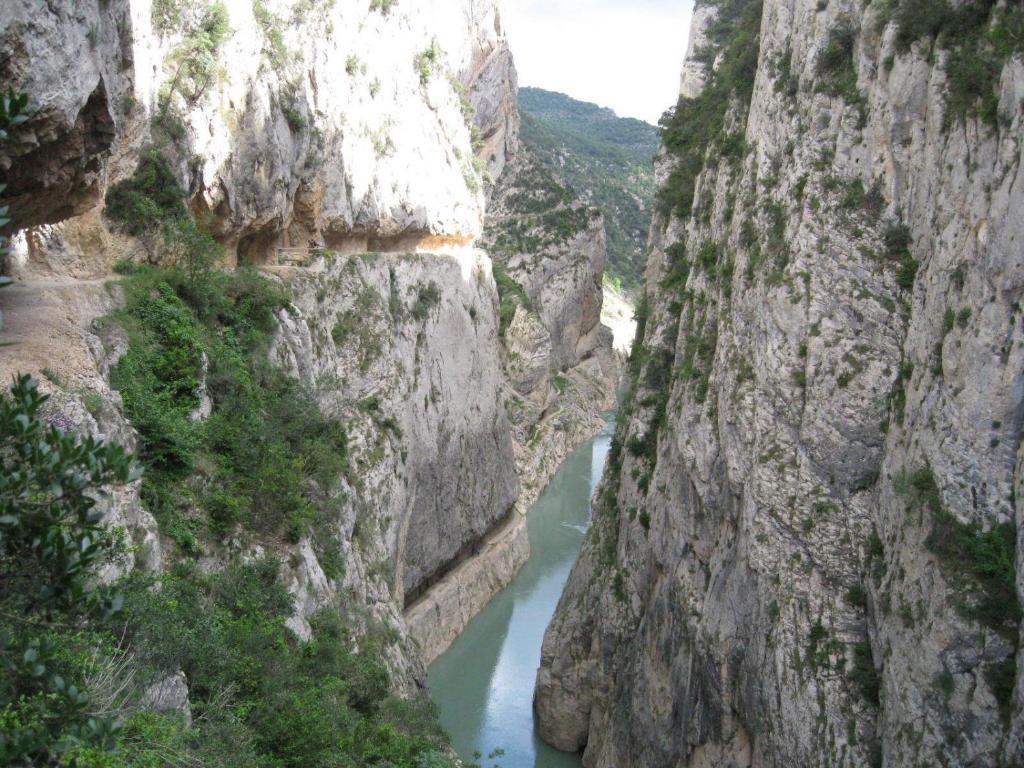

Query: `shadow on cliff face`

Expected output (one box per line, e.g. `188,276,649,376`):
0,82,116,231
0,2,129,235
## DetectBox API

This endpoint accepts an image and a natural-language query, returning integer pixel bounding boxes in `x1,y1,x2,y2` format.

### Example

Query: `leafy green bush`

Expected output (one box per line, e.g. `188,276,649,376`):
151,0,190,36
117,560,453,767
883,222,912,259
879,221,920,291
987,657,1017,723
845,583,868,609
414,40,443,85
158,2,230,109
105,151,223,288
816,25,864,108
491,261,531,336
410,281,442,322
280,103,306,132
1,375,138,764
112,282,204,471
110,265,347,546
849,641,880,705
252,0,288,70
661,241,691,293
105,151,188,236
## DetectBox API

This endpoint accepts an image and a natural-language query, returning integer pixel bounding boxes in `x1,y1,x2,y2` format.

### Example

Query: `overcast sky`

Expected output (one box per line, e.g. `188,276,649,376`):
503,0,694,125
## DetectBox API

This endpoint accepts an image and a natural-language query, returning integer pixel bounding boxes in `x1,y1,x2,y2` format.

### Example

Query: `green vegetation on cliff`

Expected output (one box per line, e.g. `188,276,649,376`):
896,466,1019,717
881,0,1024,125
659,0,763,221
2,143,458,766
484,151,600,263
519,87,660,292
1,376,138,763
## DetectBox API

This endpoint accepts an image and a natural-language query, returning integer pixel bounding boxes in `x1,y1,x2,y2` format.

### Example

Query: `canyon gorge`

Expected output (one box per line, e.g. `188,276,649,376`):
1,0,1023,766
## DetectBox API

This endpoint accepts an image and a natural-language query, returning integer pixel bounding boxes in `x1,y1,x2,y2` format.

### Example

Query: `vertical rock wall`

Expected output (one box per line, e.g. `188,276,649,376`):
536,1,1024,766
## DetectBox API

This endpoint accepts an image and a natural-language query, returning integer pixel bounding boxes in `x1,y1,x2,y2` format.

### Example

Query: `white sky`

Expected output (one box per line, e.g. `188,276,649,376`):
503,0,695,125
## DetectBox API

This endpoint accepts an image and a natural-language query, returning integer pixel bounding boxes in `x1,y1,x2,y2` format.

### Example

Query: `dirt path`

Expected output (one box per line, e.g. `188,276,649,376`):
0,276,119,387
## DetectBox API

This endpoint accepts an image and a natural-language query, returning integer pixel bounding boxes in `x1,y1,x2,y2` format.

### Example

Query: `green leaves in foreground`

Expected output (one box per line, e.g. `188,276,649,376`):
1,374,138,764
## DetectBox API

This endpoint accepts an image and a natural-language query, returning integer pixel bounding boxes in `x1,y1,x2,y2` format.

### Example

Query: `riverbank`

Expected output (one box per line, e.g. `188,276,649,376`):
405,352,615,663
427,414,614,767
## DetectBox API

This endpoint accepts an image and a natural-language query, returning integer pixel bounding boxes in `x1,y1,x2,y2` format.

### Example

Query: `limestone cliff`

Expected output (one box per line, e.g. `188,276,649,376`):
0,0,616,698
1,0,510,274
536,0,1024,766
484,149,617,507
0,0,523,689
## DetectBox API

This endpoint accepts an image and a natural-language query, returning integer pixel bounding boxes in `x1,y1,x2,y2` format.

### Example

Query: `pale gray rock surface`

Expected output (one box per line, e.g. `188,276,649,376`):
1,0,515,266
140,672,192,725
536,1,1024,766
269,251,519,603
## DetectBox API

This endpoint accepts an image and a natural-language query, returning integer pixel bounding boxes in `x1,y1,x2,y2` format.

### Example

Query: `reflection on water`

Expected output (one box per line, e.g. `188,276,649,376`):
428,416,614,768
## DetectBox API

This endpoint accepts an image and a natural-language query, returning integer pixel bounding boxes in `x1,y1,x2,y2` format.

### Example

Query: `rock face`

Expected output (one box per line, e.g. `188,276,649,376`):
0,278,162,579
483,149,618,506
403,135,621,666
270,252,519,605
536,1,1024,766
466,4,520,179
0,0,514,270
0,0,617,691
0,0,133,229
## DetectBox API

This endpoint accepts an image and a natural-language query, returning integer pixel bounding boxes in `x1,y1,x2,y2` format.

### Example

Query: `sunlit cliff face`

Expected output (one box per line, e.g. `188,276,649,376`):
0,0,524,267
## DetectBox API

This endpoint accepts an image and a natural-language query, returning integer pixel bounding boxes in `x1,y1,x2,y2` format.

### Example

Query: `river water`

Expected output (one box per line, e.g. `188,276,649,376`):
428,415,614,768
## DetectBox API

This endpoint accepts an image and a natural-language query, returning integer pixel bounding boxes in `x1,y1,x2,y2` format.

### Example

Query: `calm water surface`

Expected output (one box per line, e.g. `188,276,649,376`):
428,415,615,768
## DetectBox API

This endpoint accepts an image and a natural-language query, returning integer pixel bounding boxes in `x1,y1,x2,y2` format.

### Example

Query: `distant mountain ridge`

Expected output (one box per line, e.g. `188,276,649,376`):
518,87,660,292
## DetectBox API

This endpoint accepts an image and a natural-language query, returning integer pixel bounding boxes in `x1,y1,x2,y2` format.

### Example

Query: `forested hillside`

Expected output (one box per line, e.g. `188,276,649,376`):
518,87,659,292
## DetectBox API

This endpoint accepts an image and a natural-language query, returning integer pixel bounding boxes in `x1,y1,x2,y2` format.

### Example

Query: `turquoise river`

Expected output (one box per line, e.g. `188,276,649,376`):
428,415,614,767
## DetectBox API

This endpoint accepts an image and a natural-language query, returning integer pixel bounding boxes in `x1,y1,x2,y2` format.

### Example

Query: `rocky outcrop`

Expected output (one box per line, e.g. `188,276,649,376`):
0,0,514,272
537,1,1024,766
270,252,519,605
0,0,133,229
484,148,618,514
485,150,608,369
464,3,519,179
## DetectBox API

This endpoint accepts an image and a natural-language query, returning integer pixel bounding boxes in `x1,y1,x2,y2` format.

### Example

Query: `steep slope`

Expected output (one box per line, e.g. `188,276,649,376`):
0,0,532,763
536,0,1024,766
483,149,617,507
519,87,660,292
